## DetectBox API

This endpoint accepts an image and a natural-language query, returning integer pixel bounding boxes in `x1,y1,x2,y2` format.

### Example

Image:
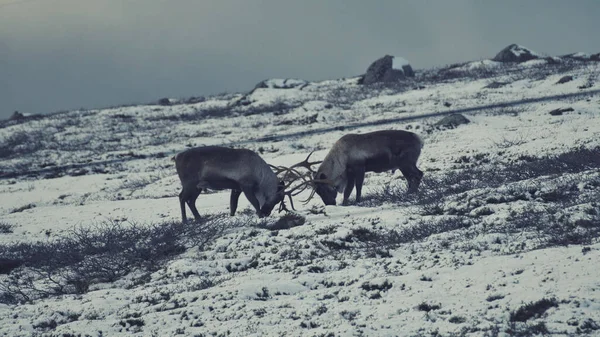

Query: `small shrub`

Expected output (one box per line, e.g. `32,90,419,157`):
260,213,306,230
299,321,320,329
367,183,414,205
507,204,600,247
507,322,549,336
0,130,51,159
119,318,145,327
314,304,328,315
449,316,466,324
255,287,271,301
340,310,359,321
10,203,35,214
486,294,505,302
350,227,381,243
0,222,14,234
417,302,441,312
509,298,558,322
32,319,58,331
578,318,600,334
360,280,393,292
385,216,472,246
200,104,234,119
493,134,527,149
0,216,232,303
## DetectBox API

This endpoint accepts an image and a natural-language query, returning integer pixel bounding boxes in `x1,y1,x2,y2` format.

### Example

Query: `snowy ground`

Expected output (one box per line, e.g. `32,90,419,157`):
1,56,600,336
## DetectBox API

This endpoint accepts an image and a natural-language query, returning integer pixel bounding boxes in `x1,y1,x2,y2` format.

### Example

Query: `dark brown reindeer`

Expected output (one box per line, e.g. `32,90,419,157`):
313,130,424,206
173,146,285,222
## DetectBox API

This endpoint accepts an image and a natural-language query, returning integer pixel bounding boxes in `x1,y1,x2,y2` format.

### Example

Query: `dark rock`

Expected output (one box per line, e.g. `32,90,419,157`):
493,44,540,63
382,68,406,83
363,55,394,85
436,114,470,128
9,111,24,120
556,76,573,84
443,102,452,107
549,107,574,116
157,98,171,106
362,55,414,85
402,65,415,77
0,258,21,274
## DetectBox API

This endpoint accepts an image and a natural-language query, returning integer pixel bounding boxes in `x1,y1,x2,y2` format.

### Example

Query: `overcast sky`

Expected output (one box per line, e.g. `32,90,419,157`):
1,0,598,119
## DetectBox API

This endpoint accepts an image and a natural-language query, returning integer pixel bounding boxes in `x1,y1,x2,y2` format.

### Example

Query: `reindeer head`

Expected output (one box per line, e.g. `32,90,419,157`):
259,180,286,217
313,172,338,205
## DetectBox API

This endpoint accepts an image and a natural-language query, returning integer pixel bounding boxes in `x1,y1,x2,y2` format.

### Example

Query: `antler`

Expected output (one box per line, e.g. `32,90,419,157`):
289,151,322,173
269,151,330,212
281,177,335,211
270,151,322,183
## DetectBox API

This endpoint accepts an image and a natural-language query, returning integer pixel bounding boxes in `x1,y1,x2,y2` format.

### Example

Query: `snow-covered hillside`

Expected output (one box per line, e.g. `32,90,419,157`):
1,54,600,336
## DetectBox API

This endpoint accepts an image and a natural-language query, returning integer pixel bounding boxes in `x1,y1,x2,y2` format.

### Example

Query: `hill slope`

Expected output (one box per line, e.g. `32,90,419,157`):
1,56,600,336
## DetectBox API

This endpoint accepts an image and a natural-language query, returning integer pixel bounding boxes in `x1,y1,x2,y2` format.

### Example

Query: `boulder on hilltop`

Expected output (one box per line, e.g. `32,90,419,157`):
493,44,541,63
361,55,414,85
9,111,25,121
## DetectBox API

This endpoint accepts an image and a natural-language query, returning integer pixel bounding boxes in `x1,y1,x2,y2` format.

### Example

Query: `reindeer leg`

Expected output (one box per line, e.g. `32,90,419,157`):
398,148,423,194
187,188,202,220
352,165,366,203
240,184,263,217
230,189,242,216
180,185,202,222
342,170,355,206
179,191,188,223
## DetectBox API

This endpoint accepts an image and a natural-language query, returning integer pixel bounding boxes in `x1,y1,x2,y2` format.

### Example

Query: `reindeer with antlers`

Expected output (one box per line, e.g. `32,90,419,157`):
311,130,424,206
173,146,287,222
173,131,418,221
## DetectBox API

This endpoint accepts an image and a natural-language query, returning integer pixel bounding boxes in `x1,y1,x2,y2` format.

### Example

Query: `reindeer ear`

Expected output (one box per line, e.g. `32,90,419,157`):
319,173,327,180
277,180,285,191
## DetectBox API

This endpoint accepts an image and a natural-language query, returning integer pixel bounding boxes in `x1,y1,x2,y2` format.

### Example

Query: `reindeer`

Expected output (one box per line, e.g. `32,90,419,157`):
173,146,285,222
313,130,424,205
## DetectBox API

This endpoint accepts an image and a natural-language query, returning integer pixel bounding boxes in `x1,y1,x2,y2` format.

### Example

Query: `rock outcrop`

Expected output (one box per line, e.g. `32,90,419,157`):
362,55,414,85
493,44,541,63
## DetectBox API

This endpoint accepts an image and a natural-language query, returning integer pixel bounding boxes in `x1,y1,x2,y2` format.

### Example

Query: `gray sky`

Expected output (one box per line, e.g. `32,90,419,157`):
1,0,598,119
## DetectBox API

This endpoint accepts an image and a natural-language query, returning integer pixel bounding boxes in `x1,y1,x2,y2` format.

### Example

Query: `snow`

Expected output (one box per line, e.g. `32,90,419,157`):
518,58,548,68
464,59,503,70
260,78,308,89
392,56,410,69
571,52,591,58
1,55,600,336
